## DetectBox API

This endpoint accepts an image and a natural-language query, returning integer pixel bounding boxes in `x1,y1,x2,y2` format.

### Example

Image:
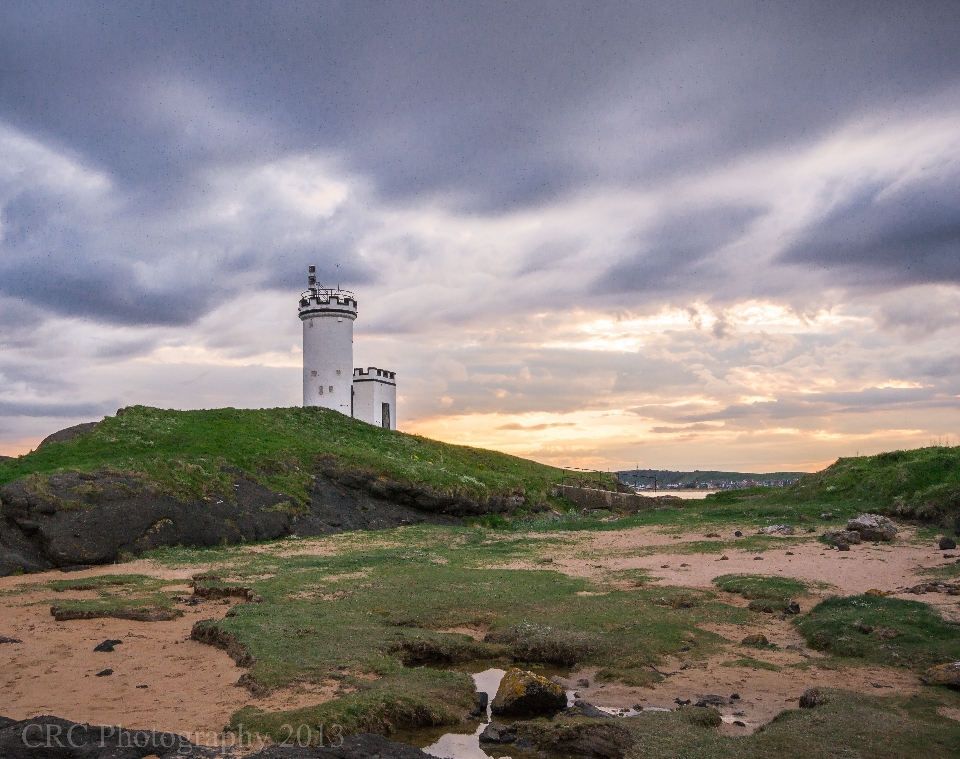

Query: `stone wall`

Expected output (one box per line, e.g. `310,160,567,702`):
557,484,655,512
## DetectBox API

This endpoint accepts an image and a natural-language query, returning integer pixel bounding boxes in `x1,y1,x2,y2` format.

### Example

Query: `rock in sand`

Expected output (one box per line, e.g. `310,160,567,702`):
846,514,897,541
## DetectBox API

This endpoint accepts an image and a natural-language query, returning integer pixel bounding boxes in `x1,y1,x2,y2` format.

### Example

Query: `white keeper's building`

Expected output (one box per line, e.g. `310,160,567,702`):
298,266,397,429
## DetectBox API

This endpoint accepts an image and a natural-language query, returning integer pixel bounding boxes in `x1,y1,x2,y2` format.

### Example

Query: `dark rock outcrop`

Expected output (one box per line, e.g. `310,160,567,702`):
0,457,526,576
513,720,634,758
37,422,99,448
0,716,430,757
940,536,958,551
479,722,517,744
0,715,219,757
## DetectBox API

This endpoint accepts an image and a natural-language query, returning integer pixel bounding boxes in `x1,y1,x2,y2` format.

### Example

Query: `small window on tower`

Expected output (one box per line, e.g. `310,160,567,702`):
336,369,341,375
318,386,324,395
310,371,317,377
329,385,334,393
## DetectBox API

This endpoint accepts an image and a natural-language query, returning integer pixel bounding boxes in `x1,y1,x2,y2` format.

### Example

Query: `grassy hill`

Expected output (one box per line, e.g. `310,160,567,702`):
0,405,576,507
708,445,960,526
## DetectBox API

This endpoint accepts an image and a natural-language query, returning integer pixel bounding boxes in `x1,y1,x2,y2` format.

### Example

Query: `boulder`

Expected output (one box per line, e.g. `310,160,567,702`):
823,529,861,546
940,537,958,551
569,700,609,718
740,633,769,646
846,514,897,542
921,662,960,688
695,695,727,707
479,722,517,744
783,601,801,615
759,525,794,535
490,667,567,718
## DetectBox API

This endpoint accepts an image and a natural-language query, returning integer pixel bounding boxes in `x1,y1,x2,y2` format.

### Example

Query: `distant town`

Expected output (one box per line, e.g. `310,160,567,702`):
614,468,807,491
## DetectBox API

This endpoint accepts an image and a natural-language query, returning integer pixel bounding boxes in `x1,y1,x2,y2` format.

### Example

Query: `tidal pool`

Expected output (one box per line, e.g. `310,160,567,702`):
422,668,505,759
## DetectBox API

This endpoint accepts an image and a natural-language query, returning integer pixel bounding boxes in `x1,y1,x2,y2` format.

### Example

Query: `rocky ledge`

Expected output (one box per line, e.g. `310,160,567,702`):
0,454,524,577
0,716,432,758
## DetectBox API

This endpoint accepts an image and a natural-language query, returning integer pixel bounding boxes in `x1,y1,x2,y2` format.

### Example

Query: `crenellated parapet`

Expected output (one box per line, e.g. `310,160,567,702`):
298,289,358,320
353,366,396,383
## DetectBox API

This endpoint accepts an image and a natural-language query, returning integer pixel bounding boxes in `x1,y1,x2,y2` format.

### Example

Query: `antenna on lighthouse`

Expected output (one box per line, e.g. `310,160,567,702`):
307,264,317,289
336,263,340,291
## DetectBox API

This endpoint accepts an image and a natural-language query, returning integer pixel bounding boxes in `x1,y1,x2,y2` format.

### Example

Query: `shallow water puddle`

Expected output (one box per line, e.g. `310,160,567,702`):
423,668,505,759
420,668,651,758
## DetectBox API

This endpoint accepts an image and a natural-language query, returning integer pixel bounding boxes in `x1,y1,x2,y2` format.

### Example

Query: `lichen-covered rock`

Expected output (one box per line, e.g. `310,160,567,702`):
921,662,960,688
490,667,567,717
823,529,862,546
740,633,769,646
847,514,897,541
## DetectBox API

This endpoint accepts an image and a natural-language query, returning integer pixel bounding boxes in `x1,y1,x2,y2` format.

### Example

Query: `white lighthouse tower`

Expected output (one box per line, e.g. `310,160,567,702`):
299,265,398,429
299,265,357,414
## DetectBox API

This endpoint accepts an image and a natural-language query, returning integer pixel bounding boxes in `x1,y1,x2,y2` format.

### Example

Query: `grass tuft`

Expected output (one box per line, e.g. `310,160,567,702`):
795,594,960,671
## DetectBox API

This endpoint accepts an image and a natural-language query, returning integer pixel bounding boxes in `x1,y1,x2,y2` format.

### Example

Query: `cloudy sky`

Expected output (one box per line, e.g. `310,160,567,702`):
1,2,959,472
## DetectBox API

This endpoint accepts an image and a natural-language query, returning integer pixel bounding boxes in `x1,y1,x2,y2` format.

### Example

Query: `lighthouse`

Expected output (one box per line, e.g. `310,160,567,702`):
299,265,397,429
299,265,357,414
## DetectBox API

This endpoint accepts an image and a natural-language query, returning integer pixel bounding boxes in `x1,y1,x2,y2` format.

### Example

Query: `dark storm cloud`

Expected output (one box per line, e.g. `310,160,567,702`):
0,1,957,331
593,206,762,296
2,2,959,208
781,176,960,287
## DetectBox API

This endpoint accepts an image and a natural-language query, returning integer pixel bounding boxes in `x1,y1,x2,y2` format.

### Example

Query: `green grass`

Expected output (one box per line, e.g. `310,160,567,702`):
713,574,819,605
46,573,165,593
44,572,184,621
0,405,581,506
723,657,781,671
795,594,960,671
707,445,960,526
231,668,477,740
616,689,960,759
137,524,754,738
